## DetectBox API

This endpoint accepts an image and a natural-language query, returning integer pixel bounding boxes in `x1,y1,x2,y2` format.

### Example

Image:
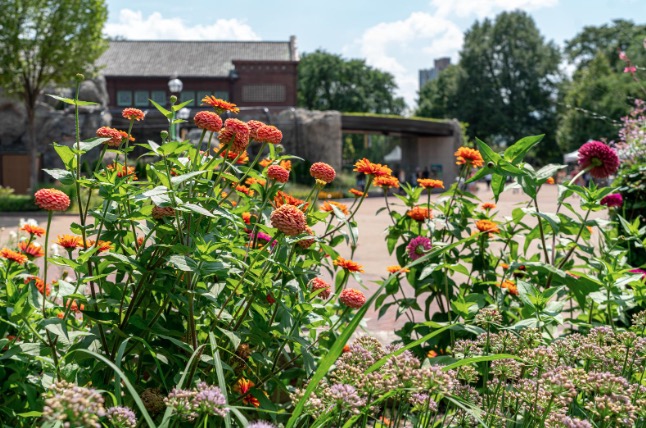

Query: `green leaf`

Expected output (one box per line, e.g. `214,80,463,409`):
70,349,156,428
442,353,519,371
503,134,544,164
172,99,193,111
53,143,76,169
79,138,108,152
47,94,98,106
286,280,388,428
474,137,501,164
491,174,505,201
536,164,566,181
43,168,75,185
150,98,172,119
217,327,240,350
168,255,198,272
209,333,233,428
181,203,215,218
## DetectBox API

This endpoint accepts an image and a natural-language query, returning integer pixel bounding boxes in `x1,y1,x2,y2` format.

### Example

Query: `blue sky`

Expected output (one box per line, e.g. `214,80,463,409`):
104,0,645,108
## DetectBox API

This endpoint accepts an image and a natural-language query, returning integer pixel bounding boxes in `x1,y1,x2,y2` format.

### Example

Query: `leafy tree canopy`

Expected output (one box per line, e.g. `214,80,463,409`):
298,49,406,115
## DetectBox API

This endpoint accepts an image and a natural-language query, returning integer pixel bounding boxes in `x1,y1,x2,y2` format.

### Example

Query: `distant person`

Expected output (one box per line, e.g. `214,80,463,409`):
422,167,430,179
356,172,366,191
484,173,492,190
398,168,406,185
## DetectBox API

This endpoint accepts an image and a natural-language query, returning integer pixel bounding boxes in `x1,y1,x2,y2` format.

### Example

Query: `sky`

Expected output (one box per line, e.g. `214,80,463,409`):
104,0,645,109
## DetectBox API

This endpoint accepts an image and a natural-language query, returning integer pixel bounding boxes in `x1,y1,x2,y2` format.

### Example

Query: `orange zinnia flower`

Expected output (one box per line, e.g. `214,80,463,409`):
217,146,250,164
481,202,496,211
1,248,28,264
387,265,410,274
118,130,135,142
353,158,392,177
334,256,364,273
106,162,137,180
417,179,444,189
57,234,82,249
83,240,113,253
546,177,555,185
349,188,364,197
242,212,253,225
245,177,267,187
498,280,518,296
427,350,438,358
235,184,254,197
18,241,44,258
374,175,400,189
25,276,50,296
273,191,308,211
320,201,349,216
407,206,432,222
20,224,46,237
475,219,500,234
454,147,484,168
201,95,240,114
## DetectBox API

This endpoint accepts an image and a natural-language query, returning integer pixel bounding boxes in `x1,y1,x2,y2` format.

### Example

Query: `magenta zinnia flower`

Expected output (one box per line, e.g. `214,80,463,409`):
600,193,623,208
407,236,432,261
578,141,620,179
630,269,646,280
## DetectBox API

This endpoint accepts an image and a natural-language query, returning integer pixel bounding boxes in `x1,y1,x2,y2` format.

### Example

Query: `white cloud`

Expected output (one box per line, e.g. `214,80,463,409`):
431,0,559,19
105,9,260,41
350,12,463,108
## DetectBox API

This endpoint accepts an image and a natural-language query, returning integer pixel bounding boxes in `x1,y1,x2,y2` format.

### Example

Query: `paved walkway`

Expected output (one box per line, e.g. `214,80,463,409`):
0,184,603,342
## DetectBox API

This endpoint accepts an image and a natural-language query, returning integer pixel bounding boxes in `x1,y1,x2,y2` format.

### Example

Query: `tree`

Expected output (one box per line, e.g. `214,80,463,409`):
417,11,562,164
298,49,406,114
556,20,646,153
0,0,108,190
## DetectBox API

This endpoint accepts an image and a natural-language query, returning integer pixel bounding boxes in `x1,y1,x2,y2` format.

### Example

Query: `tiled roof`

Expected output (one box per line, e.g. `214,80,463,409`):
98,40,296,77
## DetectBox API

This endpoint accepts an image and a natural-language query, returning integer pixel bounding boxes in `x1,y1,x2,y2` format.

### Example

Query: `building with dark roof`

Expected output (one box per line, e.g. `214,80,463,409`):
98,37,299,115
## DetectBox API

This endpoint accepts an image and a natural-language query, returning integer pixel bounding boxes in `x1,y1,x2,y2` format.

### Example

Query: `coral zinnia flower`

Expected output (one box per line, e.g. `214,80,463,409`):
334,256,364,273
34,188,71,211
407,236,432,261
339,288,366,309
20,224,46,237
310,162,336,183
122,108,145,121
417,179,444,189
321,201,349,216
96,126,123,148
242,212,253,225
25,276,50,296
310,278,331,299
18,241,44,258
481,202,496,211
600,193,623,208
349,188,364,197
201,95,240,114
297,226,316,249
498,280,518,296
118,130,135,142
194,111,223,133
354,158,392,177
454,147,484,168
578,140,620,179
387,265,410,274
407,206,431,222
1,248,28,264
475,219,500,234
267,165,290,183
106,162,137,180
217,146,249,164
247,120,266,140
256,125,283,145
374,175,400,189
235,184,254,197
218,118,250,153
270,204,307,236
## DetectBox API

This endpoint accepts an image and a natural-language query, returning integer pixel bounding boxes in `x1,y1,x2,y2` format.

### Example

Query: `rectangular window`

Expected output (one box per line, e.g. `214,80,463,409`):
180,91,195,106
116,91,132,107
134,91,149,107
151,90,166,106
241,85,286,103
214,91,229,101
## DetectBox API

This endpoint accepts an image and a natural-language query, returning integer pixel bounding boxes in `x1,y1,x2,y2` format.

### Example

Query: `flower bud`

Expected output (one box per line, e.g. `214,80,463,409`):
160,130,169,140
75,73,85,81
170,95,178,104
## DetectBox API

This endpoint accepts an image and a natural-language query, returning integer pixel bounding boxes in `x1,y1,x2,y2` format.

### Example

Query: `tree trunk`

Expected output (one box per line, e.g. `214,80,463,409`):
26,105,39,192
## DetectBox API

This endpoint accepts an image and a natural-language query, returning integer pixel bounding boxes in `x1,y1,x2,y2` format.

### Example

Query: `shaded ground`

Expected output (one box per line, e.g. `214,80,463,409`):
0,184,604,342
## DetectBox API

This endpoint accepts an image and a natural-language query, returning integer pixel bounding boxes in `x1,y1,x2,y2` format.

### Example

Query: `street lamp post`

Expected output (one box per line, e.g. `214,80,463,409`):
168,74,183,140
177,107,191,141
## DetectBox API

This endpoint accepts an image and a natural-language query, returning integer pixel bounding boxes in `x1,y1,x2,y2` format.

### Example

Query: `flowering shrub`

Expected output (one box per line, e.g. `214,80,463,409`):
0,87,379,427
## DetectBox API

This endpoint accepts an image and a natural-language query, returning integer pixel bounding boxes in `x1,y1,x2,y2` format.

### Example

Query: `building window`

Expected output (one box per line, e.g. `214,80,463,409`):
197,91,229,102
241,85,286,103
180,91,195,106
134,91,148,107
116,91,132,107
151,91,166,106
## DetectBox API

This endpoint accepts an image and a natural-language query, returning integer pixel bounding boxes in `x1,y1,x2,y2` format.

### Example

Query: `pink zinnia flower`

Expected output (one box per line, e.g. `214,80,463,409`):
267,165,290,183
624,66,637,74
194,111,223,133
96,126,123,148
218,119,250,153
630,268,646,280
310,278,331,299
247,120,266,140
619,51,628,61
339,289,366,309
407,236,432,261
34,188,71,211
122,108,145,121
578,140,620,179
600,193,623,208
310,162,336,183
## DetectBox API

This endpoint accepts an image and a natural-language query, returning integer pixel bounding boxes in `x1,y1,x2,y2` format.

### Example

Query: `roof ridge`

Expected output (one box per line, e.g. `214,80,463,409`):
108,40,289,44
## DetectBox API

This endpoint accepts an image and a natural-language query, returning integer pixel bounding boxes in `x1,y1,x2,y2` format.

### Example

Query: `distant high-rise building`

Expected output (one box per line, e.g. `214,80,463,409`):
419,57,451,89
